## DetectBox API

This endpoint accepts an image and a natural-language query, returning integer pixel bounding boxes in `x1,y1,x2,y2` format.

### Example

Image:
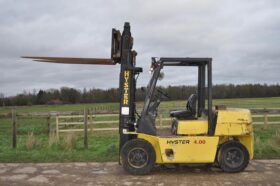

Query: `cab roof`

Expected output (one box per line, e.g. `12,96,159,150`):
159,57,212,66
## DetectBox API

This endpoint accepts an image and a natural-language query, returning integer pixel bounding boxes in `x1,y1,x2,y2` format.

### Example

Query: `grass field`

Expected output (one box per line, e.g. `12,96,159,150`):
0,97,280,163
1,97,280,114
0,131,119,162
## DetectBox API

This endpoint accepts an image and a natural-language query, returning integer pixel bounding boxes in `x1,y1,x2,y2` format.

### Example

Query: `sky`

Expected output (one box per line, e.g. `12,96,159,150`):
0,0,279,96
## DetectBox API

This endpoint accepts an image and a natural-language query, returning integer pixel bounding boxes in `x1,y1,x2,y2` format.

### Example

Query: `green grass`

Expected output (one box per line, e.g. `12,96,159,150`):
0,132,119,162
0,102,119,114
254,125,280,159
1,97,280,114
159,97,280,111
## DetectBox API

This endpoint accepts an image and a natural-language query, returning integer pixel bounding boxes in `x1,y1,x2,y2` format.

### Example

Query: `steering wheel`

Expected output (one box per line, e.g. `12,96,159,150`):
156,88,171,99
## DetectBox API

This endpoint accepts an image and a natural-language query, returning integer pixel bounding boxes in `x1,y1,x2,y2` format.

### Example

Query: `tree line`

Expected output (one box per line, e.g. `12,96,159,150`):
0,84,279,106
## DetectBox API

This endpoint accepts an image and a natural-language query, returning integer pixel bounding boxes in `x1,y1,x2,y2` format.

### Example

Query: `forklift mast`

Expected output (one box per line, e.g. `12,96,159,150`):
112,23,142,151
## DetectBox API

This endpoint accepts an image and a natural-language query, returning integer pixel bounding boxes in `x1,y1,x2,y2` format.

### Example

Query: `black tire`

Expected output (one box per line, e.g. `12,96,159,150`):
120,139,156,175
218,141,249,173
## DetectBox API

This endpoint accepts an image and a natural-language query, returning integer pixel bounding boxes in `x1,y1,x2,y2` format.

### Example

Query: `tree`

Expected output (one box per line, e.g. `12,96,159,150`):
0,93,4,107
36,90,47,104
60,87,81,104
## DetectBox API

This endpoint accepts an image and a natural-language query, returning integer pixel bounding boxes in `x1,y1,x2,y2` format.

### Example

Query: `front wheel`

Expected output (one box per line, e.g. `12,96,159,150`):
120,139,156,175
218,141,249,173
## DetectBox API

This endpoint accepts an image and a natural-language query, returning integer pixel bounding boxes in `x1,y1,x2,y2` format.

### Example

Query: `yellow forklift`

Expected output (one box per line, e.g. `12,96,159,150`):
23,22,253,175
121,57,253,175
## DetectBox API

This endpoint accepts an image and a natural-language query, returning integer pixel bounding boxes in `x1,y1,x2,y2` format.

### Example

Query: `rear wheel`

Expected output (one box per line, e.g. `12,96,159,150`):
121,139,156,175
218,141,249,173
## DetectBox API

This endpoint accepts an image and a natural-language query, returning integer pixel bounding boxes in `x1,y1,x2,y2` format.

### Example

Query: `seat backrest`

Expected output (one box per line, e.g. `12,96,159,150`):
186,94,197,115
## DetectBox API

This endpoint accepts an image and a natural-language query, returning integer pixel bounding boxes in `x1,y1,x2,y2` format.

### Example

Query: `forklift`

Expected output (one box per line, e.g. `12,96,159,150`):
23,22,254,175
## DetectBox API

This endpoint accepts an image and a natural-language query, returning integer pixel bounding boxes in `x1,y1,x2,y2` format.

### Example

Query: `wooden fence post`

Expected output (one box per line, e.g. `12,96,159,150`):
84,108,88,149
47,113,51,135
12,108,16,148
56,114,59,139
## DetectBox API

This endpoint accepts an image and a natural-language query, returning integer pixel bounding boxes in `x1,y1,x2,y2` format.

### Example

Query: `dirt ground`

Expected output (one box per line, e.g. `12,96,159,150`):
0,160,280,186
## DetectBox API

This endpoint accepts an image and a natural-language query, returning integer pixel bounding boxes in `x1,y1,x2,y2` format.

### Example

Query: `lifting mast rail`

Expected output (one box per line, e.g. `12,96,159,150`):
117,23,142,153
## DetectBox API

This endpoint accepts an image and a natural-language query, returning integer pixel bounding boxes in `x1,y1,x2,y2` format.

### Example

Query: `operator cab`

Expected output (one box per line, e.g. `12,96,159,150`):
137,57,215,137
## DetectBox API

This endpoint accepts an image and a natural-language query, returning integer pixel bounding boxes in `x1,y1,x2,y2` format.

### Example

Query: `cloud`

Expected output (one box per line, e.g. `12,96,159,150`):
0,0,279,96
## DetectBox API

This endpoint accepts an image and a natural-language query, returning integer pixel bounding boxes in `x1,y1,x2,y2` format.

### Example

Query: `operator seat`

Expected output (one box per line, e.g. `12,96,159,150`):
170,94,197,120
